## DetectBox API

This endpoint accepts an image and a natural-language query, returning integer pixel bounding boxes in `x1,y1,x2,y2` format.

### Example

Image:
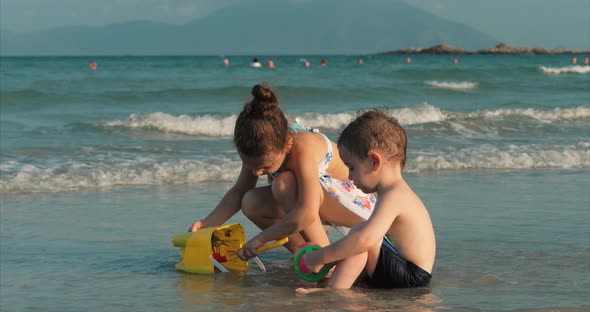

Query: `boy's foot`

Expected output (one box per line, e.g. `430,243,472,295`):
295,287,326,295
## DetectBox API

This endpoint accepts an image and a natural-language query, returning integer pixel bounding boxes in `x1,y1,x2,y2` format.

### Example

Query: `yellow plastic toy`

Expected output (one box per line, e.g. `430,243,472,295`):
171,223,288,274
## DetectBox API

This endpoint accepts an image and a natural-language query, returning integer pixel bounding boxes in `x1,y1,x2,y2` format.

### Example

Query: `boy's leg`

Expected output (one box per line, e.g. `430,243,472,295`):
327,251,368,289
363,238,383,277
272,171,330,248
242,185,305,252
319,221,380,289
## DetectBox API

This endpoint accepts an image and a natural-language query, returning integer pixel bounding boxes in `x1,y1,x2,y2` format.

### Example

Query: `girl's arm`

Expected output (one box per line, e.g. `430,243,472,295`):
249,138,325,244
188,164,258,231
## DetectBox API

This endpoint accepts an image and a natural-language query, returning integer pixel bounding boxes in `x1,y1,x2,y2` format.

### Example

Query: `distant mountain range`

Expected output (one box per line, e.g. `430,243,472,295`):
0,0,499,56
381,43,590,55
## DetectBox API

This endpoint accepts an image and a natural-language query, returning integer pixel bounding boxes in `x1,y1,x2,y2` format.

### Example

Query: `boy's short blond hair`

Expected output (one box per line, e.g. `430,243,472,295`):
338,110,407,169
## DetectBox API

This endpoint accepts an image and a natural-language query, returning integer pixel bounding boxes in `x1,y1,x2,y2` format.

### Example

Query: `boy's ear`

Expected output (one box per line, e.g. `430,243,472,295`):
368,151,382,170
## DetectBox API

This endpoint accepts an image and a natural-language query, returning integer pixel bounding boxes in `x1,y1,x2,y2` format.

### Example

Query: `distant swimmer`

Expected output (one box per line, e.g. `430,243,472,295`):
571,57,577,65
320,59,327,67
358,58,364,65
406,57,411,64
267,58,276,69
303,60,310,68
88,61,97,70
453,58,459,64
251,58,262,68
584,57,589,65
223,58,230,66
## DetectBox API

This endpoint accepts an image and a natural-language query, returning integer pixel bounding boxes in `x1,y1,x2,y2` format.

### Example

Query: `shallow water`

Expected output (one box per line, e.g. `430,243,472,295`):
1,170,588,311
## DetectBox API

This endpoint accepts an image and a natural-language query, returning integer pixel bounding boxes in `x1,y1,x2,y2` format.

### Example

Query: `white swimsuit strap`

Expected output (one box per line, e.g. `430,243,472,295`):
318,133,333,172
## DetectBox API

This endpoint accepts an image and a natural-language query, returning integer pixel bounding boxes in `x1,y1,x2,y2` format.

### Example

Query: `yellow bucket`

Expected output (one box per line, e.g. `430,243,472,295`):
171,223,248,274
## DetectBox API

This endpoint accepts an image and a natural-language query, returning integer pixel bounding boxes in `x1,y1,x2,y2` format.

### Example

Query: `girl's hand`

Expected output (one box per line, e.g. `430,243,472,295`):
301,251,324,273
187,220,204,232
238,237,265,260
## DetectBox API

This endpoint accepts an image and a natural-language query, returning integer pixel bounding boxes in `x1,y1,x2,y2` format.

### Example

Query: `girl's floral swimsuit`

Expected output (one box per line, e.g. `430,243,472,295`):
268,125,376,227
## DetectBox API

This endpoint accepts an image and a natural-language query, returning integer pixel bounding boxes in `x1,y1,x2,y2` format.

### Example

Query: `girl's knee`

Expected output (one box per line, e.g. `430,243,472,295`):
241,189,261,220
241,186,279,221
271,171,297,204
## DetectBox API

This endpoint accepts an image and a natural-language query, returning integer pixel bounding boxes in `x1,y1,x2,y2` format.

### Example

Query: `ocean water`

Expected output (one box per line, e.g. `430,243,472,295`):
1,55,589,311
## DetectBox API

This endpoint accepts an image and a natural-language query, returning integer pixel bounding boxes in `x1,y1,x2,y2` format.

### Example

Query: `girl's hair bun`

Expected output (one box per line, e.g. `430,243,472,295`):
251,84,275,102
247,83,278,115
234,83,288,156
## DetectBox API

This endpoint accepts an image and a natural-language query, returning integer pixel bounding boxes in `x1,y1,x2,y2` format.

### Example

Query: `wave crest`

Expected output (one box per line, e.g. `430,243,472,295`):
424,80,478,90
99,103,447,135
2,142,588,193
104,112,238,136
539,65,590,75
463,106,590,122
98,104,589,136
0,158,242,193
412,142,590,171
297,103,446,129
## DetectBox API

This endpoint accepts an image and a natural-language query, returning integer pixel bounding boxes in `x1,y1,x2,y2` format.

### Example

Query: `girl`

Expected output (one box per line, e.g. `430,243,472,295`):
188,83,376,260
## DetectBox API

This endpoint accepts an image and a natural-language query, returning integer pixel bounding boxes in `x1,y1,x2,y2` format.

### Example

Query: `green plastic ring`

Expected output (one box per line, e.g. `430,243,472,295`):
293,244,334,282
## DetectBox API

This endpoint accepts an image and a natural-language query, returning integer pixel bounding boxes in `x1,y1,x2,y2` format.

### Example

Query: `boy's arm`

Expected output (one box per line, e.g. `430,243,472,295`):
315,192,400,264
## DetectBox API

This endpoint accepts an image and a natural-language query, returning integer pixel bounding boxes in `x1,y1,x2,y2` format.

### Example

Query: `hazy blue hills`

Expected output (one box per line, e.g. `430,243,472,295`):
0,0,498,56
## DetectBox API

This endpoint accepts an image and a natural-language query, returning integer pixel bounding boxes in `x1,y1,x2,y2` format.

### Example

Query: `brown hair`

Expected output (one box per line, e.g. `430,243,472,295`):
338,110,407,169
233,84,289,157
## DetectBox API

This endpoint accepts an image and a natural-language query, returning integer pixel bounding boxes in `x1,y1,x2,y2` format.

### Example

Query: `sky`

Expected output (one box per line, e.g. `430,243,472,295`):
1,0,588,49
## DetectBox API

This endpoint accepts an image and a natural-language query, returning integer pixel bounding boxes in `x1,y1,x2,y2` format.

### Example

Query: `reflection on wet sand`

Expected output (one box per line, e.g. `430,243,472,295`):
175,268,441,311
176,272,247,309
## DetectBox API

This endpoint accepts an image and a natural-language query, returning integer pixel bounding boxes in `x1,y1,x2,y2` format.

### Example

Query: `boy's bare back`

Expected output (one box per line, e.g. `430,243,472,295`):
379,178,436,273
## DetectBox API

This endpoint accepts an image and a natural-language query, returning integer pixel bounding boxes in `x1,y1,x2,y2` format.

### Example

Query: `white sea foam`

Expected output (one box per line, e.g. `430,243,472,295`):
389,103,448,125
462,106,590,122
104,112,238,136
539,65,590,75
2,142,588,193
0,157,242,193
290,103,447,129
99,104,588,137
424,80,479,90
411,141,590,171
0,160,19,171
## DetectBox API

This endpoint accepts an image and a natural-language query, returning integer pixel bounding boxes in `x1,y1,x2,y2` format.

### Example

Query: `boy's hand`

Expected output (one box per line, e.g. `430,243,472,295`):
302,251,324,273
187,220,204,232
238,237,264,260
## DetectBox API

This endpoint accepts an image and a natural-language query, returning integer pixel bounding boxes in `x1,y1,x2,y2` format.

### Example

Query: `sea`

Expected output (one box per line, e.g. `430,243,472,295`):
1,55,589,311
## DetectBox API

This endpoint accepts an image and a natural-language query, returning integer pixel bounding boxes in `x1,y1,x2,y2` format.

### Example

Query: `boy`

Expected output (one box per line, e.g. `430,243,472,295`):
296,110,436,293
